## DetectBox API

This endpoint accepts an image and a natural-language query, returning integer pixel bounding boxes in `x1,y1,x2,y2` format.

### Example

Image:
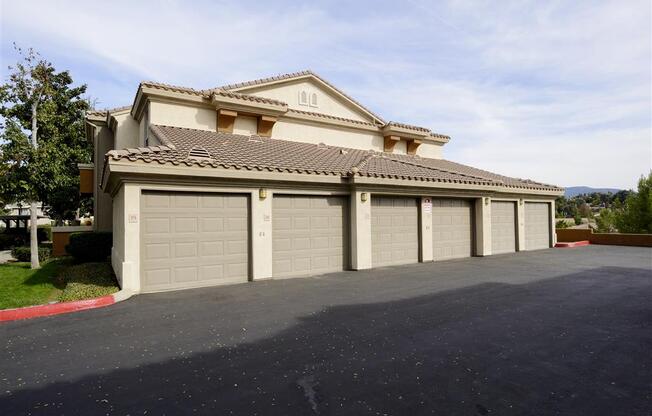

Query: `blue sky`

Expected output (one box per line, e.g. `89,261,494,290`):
1,0,650,189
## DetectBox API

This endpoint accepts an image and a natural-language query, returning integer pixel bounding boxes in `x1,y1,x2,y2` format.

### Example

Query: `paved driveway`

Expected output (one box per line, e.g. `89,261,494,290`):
1,245,651,415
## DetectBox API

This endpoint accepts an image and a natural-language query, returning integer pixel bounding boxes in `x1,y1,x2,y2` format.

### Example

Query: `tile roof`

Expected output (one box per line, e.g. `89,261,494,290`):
217,70,386,124
105,125,561,192
138,81,286,106
385,121,431,133
86,105,132,117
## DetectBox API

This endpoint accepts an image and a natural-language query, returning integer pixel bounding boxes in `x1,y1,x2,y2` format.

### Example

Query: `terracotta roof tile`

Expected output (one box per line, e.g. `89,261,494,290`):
104,125,560,192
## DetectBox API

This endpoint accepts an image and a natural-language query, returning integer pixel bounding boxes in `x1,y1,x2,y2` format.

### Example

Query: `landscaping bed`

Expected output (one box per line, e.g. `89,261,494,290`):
0,258,119,310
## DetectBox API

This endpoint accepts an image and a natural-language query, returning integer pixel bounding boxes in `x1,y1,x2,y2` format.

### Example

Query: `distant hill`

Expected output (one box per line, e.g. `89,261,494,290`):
565,186,621,197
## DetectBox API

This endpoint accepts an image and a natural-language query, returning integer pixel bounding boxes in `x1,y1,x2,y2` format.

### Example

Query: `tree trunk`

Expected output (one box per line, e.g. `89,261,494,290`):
30,201,40,268
30,102,40,269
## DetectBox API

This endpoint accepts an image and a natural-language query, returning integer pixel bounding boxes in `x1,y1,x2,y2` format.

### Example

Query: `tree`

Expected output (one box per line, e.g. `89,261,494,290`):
615,172,652,233
595,208,619,233
0,45,92,268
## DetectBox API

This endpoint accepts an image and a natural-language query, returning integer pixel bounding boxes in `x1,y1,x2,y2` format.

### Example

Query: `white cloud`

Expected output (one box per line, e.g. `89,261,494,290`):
1,0,649,188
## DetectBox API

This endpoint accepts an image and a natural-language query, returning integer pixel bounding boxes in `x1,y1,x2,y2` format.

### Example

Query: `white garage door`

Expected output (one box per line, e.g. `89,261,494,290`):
491,201,516,254
371,196,419,267
432,199,473,260
140,191,249,292
272,195,348,278
525,202,551,250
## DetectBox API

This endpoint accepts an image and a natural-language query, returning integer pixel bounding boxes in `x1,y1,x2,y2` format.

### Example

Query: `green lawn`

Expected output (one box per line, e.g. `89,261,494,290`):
0,259,68,310
0,259,119,310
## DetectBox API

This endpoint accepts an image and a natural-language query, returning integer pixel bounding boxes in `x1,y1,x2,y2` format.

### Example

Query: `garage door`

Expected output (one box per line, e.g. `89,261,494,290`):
525,202,550,250
140,191,249,292
273,195,348,278
432,199,473,260
491,201,516,254
371,196,419,267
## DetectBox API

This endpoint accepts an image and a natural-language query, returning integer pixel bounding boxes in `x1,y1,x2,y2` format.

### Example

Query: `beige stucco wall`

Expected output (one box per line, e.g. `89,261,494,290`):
273,119,384,151
111,186,125,287
233,115,258,136
416,142,443,159
149,101,216,133
93,126,114,232
138,104,149,146
113,113,140,150
245,80,370,122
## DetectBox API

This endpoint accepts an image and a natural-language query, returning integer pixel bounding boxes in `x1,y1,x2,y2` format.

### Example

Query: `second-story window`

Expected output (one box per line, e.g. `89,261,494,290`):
310,92,318,107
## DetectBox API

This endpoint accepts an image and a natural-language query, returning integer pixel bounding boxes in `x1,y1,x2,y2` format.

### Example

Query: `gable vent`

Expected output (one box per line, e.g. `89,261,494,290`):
188,146,211,159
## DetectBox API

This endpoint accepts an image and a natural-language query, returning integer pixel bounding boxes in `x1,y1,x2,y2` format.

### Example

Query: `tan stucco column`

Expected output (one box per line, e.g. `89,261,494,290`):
118,183,141,293
516,198,525,251
350,190,372,270
474,197,492,256
420,196,433,262
251,189,273,280
549,200,556,247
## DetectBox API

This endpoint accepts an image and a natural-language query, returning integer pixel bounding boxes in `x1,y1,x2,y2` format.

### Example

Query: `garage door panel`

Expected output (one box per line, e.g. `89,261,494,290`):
491,201,517,254
371,196,419,267
141,192,249,292
432,199,473,261
525,202,550,250
273,195,348,278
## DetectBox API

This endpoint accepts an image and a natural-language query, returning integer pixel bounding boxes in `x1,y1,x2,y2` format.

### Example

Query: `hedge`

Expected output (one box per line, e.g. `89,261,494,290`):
65,232,112,262
0,227,50,249
11,246,52,262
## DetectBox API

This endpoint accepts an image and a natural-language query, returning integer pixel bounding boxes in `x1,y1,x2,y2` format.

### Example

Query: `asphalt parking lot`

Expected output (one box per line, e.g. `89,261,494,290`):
1,245,651,415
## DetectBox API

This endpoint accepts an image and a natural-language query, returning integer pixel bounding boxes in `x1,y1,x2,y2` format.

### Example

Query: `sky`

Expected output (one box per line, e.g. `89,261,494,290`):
1,0,650,189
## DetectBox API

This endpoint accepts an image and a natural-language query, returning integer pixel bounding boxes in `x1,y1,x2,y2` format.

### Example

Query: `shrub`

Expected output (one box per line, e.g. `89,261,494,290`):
555,219,569,229
0,227,49,249
573,213,582,226
11,246,52,262
37,225,52,242
0,233,20,250
65,232,112,262
58,262,119,302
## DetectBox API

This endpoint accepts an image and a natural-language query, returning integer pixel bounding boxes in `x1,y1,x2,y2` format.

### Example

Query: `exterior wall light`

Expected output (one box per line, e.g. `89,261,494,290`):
259,188,267,200
484,197,490,205
519,198,524,205
361,192,368,202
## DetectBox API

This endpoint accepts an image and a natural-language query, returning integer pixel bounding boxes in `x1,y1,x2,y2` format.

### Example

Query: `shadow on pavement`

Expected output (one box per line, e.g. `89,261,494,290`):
1,266,650,415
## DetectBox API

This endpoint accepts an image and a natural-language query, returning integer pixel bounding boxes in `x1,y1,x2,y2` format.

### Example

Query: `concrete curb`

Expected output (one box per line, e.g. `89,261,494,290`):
0,289,135,323
555,240,590,248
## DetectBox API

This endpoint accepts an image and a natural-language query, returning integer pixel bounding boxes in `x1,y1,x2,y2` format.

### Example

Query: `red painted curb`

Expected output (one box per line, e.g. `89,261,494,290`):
555,240,590,248
0,295,115,322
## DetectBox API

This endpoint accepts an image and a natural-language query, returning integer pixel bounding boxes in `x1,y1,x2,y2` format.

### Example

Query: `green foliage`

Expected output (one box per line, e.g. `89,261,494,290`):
0,227,49,249
0,259,68,310
614,172,652,233
574,212,582,226
57,262,118,302
11,246,52,262
0,45,92,223
65,232,112,262
595,208,619,233
37,224,52,241
555,219,569,229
